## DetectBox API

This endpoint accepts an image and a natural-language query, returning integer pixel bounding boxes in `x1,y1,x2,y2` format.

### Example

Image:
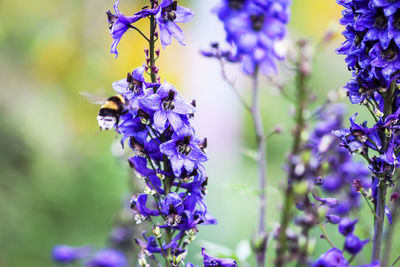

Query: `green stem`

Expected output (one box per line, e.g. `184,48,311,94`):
371,81,396,262
275,45,308,267
149,2,157,86
318,224,335,248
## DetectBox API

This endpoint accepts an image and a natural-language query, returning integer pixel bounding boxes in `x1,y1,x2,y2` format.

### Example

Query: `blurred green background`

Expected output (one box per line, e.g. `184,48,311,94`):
0,0,388,266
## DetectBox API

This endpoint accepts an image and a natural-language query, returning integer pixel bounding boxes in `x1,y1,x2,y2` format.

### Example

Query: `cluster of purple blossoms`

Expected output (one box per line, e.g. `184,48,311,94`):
306,104,370,215
336,0,400,233
337,0,400,103
120,68,218,265
276,104,372,265
107,0,193,57
52,0,240,266
203,0,291,76
312,218,375,267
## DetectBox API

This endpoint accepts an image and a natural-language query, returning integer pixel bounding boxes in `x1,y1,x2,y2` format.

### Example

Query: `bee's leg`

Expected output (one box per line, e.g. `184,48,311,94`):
114,117,120,139
95,127,102,135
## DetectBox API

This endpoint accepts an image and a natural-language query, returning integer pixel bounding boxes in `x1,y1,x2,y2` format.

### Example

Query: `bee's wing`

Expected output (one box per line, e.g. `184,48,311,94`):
81,92,107,105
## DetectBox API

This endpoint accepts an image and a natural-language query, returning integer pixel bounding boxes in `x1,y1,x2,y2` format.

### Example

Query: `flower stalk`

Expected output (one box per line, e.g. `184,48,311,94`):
249,66,268,267
372,81,396,262
275,41,310,267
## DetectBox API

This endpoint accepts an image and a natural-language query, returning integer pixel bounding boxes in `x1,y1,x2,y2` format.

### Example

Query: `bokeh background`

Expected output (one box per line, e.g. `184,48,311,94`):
0,0,388,266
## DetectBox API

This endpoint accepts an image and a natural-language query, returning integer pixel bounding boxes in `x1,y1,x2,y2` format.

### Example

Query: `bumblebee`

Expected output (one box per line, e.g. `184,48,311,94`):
97,94,126,130
82,93,127,131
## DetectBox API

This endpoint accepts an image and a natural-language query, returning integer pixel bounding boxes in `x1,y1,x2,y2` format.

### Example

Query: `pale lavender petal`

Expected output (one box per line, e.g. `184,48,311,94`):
154,110,168,132
173,100,196,114
174,6,194,23
166,21,185,45
160,140,177,156
141,94,161,110
170,155,184,176
167,112,183,131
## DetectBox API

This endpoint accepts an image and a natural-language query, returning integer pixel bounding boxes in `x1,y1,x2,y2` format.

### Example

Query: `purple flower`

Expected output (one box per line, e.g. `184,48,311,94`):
131,194,160,217
107,1,154,57
142,81,196,133
201,248,238,267
112,65,147,114
312,248,348,267
155,0,194,48
338,218,358,236
326,214,341,224
86,249,127,267
344,234,369,255
372,0,400,16
160,128,208,177
210,0,291,76
337,0,400,90
52,245,91,263
162,192,184,226
313,194,339,208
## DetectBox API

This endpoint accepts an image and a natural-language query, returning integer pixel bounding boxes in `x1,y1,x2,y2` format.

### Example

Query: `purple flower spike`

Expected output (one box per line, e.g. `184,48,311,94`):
52,245,91,264
156,0,194,48
344,234,369,255
86,249,127,267
312,248,348,267
201,248,238,267
338,218,358,236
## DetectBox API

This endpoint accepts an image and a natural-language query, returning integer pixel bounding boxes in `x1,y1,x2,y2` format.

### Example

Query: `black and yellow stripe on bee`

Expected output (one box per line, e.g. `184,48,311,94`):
99,94,125,117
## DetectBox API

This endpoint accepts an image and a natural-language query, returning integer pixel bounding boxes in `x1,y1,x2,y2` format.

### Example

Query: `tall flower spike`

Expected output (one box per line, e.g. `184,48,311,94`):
155,0,194,48
337,0,400,94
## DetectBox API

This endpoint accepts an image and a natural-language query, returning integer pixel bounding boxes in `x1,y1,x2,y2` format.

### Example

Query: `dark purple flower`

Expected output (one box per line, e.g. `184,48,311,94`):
337,0,400,90
312,248,348,267
160,128,208,177
136,231,184,255
372,0,400,16
344,234,369,254
131,194,160,217
155,0,194,48
338,218,358,236
142,81,196,133
326,214,341,224
52,245,91,263
86,249,127,267
201,248,238,267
